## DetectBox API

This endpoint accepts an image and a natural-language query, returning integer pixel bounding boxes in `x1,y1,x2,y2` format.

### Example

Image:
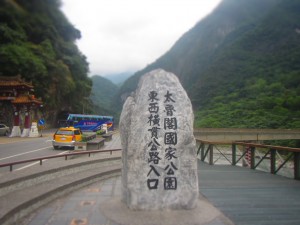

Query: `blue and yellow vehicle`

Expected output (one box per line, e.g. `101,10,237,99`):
64,114,114,132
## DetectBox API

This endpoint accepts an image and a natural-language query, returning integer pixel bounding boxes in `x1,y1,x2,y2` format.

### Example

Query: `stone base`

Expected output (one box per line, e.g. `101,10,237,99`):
29,126,39,137
74,142,87,151
10,126,21,137
100,196,234,225
21,128,30,137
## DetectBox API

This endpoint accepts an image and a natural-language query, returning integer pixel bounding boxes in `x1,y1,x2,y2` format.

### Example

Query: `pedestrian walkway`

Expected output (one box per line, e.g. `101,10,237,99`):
21,176,122,225
21,176,232,225
17,132,300,225
198,162,300,225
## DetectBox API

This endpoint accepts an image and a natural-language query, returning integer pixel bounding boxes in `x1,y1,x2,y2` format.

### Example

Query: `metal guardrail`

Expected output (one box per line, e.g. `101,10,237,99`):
196,139,300,180
0,148,122,172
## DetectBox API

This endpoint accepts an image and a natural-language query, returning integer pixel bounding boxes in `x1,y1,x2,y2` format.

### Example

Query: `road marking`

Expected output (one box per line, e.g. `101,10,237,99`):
0,146,53,161
15,151,69,171
15,162,40,171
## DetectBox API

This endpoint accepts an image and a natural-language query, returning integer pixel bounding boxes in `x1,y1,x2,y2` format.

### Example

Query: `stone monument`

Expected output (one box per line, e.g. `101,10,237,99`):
119,69,199,210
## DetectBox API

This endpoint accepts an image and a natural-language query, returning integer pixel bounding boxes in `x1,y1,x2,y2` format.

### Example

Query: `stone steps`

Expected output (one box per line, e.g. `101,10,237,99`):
0,155,121,225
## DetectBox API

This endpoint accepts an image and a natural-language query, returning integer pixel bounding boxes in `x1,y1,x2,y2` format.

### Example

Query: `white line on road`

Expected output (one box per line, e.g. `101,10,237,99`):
0,146,53,161
15,151,69,171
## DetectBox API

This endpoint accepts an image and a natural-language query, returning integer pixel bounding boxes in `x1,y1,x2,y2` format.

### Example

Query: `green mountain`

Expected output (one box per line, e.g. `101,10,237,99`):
117,0,300,129
90,75,118,116
0,0,92,125
103,72,133,86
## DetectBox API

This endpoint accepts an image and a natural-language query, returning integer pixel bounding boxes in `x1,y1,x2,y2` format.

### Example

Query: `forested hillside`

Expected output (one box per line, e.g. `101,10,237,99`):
117,0,300,129
90,75,118,116
0,0,92,124
192,0,300,129
1,0,299,130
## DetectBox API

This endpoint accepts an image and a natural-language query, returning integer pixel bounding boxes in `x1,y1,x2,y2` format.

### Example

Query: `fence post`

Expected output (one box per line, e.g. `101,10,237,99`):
250,146,255,169
201,144,205,161
294,152,300,180
232,143,236,166
196,142,201,155
270,149,276,174
209,144,214,165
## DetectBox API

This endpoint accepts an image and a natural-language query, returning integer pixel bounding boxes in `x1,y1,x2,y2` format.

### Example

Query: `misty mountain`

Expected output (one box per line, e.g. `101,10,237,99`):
90,75,118,115
103,72,134,86
117,0,300,130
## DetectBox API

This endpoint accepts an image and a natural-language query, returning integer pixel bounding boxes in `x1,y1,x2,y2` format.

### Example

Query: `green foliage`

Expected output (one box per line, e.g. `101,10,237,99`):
117,0,300,133
90,75,119,119
0,0,92,125
96,129,106,135
192,0,300,130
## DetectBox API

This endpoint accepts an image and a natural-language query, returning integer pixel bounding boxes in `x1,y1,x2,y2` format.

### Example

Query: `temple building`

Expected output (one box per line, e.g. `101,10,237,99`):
0,75,43,137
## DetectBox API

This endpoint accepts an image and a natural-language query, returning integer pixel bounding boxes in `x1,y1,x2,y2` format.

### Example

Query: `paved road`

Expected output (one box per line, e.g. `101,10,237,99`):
0,130,69,172
0,130,122,173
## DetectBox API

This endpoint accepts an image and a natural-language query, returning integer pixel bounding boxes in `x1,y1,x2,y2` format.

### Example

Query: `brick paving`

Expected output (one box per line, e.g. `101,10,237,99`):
16,131,300,225
22,176,122,225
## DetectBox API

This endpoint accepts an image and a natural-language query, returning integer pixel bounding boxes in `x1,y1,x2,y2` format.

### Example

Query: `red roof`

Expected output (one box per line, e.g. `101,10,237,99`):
0,96,15,101
0,75,33,89
12,95,42,105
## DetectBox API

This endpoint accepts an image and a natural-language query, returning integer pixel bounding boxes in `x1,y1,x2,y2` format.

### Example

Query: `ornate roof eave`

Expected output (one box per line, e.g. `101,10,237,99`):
0,75,34,89
0,96,16,101
11,95,43,106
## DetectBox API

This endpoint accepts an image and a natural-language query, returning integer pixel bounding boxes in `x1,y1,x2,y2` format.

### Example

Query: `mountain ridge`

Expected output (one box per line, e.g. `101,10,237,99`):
116,0,300,130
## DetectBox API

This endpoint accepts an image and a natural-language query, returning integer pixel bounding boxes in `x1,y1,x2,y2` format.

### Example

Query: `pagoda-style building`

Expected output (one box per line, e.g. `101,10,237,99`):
0,75,43,137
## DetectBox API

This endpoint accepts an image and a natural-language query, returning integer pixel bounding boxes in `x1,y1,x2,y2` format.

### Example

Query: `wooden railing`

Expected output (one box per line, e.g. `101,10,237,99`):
0,149,122,172
194,128,300,141
196,139,300,180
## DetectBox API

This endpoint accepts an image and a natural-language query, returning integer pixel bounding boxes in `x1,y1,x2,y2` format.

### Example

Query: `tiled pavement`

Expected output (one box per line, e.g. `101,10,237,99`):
22,176,122,225
19,132,232,225
15,131,300,225
21,132,123,225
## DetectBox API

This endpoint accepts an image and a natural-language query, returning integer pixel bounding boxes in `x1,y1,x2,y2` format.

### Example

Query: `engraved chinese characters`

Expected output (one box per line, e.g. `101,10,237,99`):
120,69,199,210
147,90,178,191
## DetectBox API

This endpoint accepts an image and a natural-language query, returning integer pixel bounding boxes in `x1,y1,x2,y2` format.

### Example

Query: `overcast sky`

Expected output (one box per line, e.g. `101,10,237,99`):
61,0,222,77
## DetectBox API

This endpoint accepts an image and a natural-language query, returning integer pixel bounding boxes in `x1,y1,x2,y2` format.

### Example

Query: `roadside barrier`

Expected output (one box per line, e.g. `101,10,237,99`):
0,148,122,172
196,139,300,180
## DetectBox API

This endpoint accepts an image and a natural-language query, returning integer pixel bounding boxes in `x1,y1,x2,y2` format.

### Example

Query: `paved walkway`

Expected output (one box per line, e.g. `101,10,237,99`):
198,162,300,225
17,133,300,225
21,176,122,225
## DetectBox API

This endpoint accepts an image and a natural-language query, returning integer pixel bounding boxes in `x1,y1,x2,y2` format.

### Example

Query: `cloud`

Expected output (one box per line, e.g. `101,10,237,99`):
61,0,222,76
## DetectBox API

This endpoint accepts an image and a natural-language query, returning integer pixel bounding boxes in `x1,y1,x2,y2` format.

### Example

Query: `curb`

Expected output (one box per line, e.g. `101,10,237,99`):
0,156,121,225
